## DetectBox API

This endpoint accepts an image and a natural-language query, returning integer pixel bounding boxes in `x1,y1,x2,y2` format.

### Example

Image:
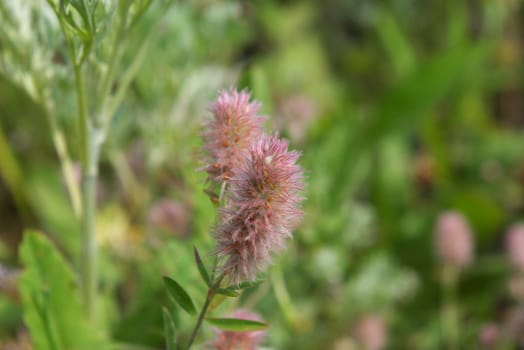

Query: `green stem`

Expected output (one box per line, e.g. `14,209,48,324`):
97,16,127,126
185,292,214,350
0,122,30,221
74,62,98,321
185,274,224,350
74,64,89,169
35,80,82,218
441,266,459,350
52,127,82,218
271,268,299,330
51,1,99,321
80,148,98,322
104,32,151,120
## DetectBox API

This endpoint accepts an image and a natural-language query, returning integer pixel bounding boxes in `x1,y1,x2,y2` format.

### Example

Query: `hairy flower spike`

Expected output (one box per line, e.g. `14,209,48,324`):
202,89,265,186
215,134,304,283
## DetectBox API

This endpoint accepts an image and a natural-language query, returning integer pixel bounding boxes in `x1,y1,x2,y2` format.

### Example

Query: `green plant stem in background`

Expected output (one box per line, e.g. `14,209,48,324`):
271,268,300,330
80,149,99,322
74,62,99,322
33,75,82,218
96,21,125,125
50,125,82,218
47,0,100,322
74,64,89,169
185,274,225,350
0,122,30,221
441,266,459,350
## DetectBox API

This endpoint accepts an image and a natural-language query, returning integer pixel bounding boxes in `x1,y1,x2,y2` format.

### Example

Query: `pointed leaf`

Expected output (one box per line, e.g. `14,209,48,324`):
162,277,196,316
162,307,177,350
193,247,211,287
226,279,264,291
206,317,269,332
215,288,239,297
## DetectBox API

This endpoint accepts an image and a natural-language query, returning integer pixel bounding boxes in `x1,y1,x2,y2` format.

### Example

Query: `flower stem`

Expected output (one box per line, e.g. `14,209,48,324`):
185,274,224,350
185,291,214,350
74,62,98,322
271,268,299,330
441,266,459,350
80,151,98,322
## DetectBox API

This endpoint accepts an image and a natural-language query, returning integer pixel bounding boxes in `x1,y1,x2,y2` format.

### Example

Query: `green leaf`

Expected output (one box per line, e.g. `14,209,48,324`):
205,317,269,332
162,277,196,316
162,307,177,350
19,231,105,350
226,279,264,291
215,288,239,297
47,0,95,64
193,247,211,287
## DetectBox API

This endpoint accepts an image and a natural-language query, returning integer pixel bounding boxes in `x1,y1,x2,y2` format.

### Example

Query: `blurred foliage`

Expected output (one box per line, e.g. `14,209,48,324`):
0,0,524,349
19,231,105,350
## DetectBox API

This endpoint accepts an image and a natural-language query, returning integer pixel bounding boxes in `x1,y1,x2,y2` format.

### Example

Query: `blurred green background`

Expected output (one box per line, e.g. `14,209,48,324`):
1,0,524,349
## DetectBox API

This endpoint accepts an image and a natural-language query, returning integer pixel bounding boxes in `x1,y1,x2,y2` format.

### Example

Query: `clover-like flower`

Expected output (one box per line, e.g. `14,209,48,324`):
215,134,304,283
201,89,265,187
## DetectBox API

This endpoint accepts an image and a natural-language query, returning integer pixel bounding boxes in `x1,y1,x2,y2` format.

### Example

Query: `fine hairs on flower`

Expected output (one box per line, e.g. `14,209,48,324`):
201,89,304,284
201,89,265,187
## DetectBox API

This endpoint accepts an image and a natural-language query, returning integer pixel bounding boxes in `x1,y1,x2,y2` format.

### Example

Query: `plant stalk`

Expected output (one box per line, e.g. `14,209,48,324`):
185,291,214,350
80,151,98,322
185,274,224,350
441,265,459,350
74,62,98,322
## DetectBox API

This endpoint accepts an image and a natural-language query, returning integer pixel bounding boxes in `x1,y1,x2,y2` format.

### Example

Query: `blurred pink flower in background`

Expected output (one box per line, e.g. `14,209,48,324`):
506,224,524,271
478,323,500,349
215,134,304,283
2,329,31,350
148,198,191,238
275,95,317,144
211,309,266,350
435,211,474,269
508,274,524,300
0,264,20,303
201,89,265,186
353,314,388,350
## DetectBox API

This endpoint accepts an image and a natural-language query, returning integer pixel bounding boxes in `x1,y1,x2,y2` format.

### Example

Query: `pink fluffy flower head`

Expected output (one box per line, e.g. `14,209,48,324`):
435,211,474,269
211,309,266,350
215,134,304,283
202,89,265,187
